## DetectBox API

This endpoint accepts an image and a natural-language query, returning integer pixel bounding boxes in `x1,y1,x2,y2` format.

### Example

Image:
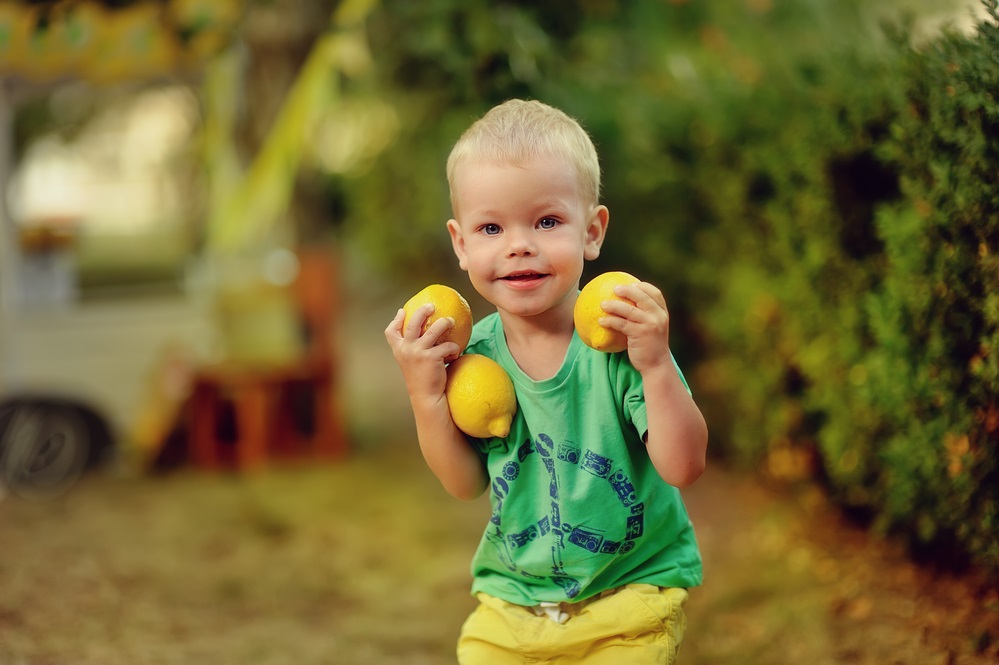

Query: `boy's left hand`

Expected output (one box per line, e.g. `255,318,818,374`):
598,282,672,373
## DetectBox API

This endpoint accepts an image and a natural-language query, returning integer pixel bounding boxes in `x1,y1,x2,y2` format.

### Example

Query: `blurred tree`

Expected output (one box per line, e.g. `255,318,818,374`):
338,0,967,283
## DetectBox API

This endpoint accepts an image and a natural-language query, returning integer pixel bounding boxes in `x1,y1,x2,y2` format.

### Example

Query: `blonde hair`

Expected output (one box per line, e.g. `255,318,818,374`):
446,99,601,209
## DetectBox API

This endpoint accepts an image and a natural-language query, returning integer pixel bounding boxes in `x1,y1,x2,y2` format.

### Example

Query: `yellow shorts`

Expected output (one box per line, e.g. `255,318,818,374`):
457,584,688,665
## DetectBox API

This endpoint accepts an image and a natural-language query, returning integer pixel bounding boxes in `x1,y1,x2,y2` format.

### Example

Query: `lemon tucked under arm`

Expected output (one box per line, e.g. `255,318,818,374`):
573,271,640,353
402,284,473,361
445,354,517,438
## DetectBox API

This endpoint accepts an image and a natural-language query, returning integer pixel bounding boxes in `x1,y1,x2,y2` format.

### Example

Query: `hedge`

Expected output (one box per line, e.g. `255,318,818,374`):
648,2,999,573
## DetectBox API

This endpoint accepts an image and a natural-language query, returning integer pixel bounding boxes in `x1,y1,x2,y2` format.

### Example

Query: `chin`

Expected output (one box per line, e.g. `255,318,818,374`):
498,298,560,319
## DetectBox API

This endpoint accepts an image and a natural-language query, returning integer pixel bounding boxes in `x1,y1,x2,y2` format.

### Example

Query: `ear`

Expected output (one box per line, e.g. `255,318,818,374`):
447,218,469,271
583,205,609,261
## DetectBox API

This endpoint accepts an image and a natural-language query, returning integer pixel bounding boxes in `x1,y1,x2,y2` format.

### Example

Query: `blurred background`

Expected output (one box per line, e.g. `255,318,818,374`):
1,1,997,663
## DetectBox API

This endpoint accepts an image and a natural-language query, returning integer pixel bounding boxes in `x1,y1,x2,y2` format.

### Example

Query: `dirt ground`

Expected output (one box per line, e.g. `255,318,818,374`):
1,435,997,665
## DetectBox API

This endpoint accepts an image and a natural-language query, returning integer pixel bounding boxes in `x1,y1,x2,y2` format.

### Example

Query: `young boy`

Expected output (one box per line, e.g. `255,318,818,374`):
384,99,708,664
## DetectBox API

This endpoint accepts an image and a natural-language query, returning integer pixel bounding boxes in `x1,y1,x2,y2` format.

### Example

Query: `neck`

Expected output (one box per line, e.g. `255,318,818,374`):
497,298,577,381
498,296,575,340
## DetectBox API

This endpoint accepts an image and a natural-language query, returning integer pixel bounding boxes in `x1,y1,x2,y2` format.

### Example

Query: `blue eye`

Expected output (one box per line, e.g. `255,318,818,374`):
538,217,559,230
482,223,501,235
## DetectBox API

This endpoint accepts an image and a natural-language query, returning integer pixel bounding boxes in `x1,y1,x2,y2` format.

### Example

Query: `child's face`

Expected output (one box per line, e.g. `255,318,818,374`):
447,155,608,322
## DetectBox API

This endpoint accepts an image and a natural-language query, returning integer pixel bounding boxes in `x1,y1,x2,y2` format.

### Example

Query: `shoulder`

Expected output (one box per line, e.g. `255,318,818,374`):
468,312,500,343
465,312,502,357
576,342,638,381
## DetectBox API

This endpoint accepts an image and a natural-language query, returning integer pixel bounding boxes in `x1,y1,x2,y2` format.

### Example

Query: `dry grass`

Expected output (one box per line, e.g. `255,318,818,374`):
0,442,483,665
3,441,997,665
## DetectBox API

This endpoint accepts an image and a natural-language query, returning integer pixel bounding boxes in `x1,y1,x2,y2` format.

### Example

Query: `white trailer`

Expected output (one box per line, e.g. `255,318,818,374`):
0,80,212,498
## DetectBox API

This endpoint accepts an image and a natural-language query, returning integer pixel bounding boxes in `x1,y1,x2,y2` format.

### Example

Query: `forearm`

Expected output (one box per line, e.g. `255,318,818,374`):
411,395,489,500
642,363,708,488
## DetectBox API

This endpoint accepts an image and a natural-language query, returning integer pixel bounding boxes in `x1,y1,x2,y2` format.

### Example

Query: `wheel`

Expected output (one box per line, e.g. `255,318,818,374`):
0,402,90,500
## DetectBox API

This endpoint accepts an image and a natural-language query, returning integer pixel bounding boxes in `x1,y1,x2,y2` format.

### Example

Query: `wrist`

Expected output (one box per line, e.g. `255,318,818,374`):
637,354,672,377
409,393,451,418
639,358,685,391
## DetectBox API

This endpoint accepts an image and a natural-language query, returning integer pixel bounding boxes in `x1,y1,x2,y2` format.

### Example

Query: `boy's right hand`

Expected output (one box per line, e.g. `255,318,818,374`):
384,304,489,501
384,304,460,400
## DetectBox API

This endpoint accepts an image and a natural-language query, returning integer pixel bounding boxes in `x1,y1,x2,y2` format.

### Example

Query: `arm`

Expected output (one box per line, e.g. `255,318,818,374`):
598,282,708,488
639,360,708,488
384,305,489,500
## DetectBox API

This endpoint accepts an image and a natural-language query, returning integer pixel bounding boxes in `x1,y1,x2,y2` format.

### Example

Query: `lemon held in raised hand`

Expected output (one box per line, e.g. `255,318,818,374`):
445,354,517,439
403,284,473,362
574,271,640,353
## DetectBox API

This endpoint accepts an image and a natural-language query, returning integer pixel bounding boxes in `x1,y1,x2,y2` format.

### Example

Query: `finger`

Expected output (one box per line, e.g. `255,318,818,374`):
643,283,668,312
438,342,462,362
423,315,456,346
596,312,628,333
598,313,667,341
403,303,435,340
601,283,668,331
600,297,639,320
384,308,406,342
600,295,653,323
635,282,667,309
614,282,665,311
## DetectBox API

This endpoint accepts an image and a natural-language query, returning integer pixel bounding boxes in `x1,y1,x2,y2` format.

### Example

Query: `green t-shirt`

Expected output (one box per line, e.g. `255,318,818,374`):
463,312,703,606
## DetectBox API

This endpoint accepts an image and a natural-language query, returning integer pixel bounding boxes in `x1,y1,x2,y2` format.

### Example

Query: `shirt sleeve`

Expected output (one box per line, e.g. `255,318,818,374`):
613,353,647,439
616,351,692,441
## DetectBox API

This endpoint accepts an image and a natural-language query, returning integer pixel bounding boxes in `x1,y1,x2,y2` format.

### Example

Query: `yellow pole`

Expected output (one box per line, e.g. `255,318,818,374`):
204,0,378,253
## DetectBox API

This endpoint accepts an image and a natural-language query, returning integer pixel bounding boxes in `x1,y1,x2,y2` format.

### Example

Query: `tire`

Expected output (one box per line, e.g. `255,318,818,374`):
0,402,90,500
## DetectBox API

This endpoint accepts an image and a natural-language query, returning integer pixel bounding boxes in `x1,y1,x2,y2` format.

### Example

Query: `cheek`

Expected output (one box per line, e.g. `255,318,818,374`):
465,237,497,260
461,245,492,278
549,238,587,269
467,262,492,284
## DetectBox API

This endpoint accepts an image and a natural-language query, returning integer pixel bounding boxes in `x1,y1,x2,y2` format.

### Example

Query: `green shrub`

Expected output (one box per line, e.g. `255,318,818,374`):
863,6,999,569
669,1,999,573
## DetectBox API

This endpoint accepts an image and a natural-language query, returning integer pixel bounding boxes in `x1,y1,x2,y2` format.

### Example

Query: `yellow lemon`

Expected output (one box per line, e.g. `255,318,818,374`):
573,271,640,353
403,284,473,361
445,354,517,438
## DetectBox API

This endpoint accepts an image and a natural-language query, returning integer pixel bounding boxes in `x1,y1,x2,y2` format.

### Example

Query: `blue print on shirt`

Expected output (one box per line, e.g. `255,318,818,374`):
486,431,644,599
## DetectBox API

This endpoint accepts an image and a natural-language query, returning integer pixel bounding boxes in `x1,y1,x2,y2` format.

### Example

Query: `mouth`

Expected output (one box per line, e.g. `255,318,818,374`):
500,271,549,282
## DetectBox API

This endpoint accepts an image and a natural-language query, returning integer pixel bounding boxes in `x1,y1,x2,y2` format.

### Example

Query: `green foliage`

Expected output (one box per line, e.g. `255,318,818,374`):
863,7,999,569
339,0,998,574
667,1,999,573
345,0,903,281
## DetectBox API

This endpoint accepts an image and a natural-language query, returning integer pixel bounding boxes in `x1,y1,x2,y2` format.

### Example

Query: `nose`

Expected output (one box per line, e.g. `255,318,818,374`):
506,227,537,257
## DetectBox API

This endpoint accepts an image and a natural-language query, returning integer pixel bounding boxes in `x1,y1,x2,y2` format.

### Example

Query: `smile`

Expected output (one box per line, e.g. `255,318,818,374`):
500,271,549,282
